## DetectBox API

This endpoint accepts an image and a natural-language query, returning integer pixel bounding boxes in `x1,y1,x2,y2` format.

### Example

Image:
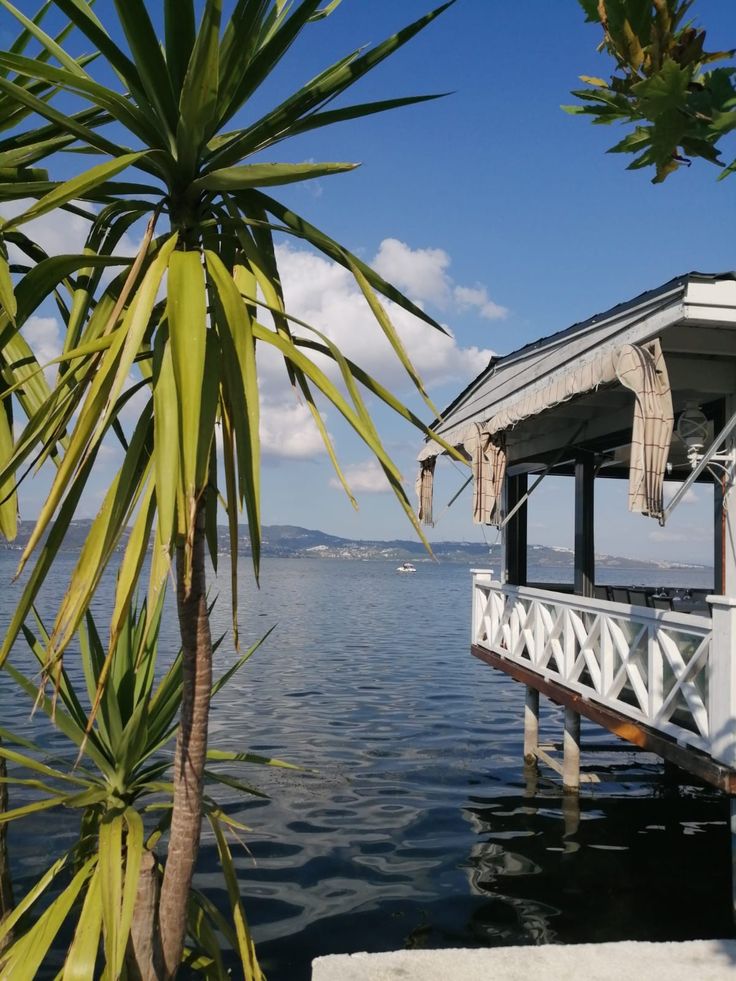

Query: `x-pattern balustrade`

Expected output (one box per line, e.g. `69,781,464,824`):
472,575,716,755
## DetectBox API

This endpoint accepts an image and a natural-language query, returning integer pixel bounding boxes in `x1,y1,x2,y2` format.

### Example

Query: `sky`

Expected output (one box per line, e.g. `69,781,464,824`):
5,0,736,565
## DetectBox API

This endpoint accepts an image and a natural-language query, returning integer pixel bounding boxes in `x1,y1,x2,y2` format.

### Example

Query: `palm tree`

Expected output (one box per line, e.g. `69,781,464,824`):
0,0,461,975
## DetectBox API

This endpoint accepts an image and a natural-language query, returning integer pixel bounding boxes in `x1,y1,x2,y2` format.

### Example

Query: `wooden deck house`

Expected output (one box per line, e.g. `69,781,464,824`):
417,272,736,812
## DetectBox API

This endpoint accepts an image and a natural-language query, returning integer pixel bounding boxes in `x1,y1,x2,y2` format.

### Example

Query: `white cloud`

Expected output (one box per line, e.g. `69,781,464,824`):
372,237,507,322
373,238,452,308
329,459,392,494
22,315,61,383
259,401,328,459
265,241,494,396
454,284,508,321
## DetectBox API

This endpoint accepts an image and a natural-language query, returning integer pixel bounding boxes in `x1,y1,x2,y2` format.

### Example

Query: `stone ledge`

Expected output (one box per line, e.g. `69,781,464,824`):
312,940,736,981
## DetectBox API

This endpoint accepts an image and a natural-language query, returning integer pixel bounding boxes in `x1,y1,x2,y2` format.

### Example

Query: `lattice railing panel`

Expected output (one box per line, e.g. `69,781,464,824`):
472,577,715,755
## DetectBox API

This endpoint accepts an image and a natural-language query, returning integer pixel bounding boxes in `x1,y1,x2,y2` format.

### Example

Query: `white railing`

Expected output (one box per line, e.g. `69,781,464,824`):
471,572,736,766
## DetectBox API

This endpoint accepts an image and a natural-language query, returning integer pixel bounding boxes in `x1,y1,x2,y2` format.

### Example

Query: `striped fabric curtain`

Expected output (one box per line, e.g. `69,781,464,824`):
467,423,507,526
416,455,436,526
615,338,674,522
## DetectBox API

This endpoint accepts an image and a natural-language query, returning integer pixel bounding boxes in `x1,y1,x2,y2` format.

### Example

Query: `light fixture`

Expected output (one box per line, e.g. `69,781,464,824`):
676,401,709,469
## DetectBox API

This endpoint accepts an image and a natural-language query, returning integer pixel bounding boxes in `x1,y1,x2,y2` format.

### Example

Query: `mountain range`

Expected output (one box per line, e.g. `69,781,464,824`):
0,521,708,571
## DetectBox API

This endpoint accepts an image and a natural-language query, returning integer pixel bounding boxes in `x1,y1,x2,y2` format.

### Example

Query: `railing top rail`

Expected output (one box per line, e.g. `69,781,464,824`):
472,577,712,633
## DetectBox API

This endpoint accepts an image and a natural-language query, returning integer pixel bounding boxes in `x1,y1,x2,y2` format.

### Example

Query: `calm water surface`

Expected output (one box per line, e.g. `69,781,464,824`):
0,554,732,979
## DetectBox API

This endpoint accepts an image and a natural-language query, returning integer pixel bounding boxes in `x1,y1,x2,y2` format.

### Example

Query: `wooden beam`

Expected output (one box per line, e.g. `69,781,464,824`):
471,643,736,793
575,453,595,597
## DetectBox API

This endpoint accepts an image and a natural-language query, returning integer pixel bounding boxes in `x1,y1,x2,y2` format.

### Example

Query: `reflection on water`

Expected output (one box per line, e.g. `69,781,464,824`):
0,555,731,980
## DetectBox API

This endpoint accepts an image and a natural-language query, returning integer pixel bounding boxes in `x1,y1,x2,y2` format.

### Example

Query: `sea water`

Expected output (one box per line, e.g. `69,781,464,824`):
0,554,730,979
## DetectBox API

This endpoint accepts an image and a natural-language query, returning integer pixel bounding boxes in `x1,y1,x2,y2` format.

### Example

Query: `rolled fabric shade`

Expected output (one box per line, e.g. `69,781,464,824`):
615,338,673,521
466,423,507,526
416,455,436,526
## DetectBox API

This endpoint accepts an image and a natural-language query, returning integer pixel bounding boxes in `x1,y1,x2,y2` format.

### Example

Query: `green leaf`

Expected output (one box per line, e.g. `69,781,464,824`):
118,809,144,970
168,249,207,509
285,92,447,141
113,0,179,138
91,233,177,445
207,748,298,770
152,328,179,553
212,0,455,162
176,0,222,178
0,51,168,150
99,812,123,975
164,0,196,95
0,385,17,540
205,252,261,580
0,250,16,324
1,152,148,232
631,60,693,118
0,452,97,672
215,0,322,130
0,856,67,949
0,0,87,78
52,0,149,109
108,478,156,653
210,624,275,697
194,161,358,191
62,863,102,980
47,407,153,668
346,254,438,416
207,812,264,981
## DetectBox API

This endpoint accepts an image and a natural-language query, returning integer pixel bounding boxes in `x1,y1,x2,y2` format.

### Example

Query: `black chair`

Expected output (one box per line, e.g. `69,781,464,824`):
649,594,673,611
628,588,648,607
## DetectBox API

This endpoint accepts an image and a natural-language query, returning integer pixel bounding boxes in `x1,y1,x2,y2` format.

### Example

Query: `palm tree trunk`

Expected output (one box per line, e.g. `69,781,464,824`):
158,504,212,977
127,849,162,980
0,744,13,954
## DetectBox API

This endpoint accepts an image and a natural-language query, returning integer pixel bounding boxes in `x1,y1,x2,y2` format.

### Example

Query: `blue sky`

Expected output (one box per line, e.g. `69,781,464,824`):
8,1,736,564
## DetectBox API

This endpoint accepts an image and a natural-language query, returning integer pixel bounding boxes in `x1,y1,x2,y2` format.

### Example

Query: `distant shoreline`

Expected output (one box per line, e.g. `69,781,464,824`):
0,521,710,573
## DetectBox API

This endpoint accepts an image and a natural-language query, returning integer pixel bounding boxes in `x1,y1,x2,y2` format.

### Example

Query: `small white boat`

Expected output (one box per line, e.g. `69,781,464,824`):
396,562,416,573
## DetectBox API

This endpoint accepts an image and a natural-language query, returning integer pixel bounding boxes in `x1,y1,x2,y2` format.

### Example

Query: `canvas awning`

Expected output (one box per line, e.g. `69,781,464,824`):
417,338,673,524
415,456,436,526
466,424,506,526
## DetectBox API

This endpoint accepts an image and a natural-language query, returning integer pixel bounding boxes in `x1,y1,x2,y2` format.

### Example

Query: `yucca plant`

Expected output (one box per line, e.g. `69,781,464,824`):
0,2,148,947
0,1,463,973
0,597,279,978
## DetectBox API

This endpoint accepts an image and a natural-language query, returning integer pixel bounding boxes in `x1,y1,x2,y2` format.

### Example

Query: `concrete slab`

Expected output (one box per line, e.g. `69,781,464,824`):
311,940,736,981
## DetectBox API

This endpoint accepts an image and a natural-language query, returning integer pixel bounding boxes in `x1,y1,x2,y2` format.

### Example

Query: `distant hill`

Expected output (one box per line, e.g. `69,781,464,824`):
0,520,708,571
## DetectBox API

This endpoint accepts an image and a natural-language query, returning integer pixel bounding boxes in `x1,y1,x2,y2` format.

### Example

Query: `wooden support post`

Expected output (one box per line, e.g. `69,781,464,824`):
506,473,528,586
563,708,581,792
574,453,595,598
524,686,539,764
